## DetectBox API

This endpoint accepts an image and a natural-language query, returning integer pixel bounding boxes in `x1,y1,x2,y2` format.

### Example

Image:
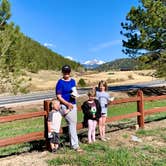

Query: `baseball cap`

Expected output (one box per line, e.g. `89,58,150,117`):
62,65,71,73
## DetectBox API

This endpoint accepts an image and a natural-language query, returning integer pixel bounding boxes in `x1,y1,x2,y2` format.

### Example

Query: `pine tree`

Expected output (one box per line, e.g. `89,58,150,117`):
121,0,166,77
0,0,30,94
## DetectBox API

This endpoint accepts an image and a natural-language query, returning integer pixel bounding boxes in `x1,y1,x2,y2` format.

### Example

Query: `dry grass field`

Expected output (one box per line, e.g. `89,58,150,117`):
27,69,156,91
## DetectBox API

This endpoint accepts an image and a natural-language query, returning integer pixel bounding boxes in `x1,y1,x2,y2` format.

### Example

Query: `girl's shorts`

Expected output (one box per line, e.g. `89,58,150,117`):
101,113,107,117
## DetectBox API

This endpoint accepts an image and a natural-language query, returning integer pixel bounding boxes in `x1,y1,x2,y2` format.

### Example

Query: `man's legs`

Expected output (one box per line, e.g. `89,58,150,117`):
65,105,79,149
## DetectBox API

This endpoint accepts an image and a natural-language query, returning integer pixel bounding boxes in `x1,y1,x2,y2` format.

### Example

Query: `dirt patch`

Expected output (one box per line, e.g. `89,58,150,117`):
106,119,166,149
1,119,166,166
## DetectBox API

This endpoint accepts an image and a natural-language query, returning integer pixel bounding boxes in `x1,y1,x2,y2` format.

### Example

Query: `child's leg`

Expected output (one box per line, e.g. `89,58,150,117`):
54,143,59,149
50,142,55,150
88,119,93,143
102,116,107,139
92,120,97,142
99,117,103,139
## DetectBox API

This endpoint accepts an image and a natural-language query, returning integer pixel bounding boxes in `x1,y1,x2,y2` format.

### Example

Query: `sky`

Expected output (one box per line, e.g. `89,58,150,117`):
10,0,139,64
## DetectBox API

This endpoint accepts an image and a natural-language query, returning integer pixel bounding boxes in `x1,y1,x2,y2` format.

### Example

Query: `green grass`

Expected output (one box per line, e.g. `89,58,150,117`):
0,117,44,139
0,99,166,157
48,143,141,166
47,142,166,166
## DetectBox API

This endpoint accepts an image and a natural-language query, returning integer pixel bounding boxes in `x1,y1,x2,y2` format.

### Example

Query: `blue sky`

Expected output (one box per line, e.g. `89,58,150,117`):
10,0,139,64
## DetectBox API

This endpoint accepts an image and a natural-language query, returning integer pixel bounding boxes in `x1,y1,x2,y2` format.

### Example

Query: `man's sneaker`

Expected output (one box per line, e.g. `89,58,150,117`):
75,147,84,153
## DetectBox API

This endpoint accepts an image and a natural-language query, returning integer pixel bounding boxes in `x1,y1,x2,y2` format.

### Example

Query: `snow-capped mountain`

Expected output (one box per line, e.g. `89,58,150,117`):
83,59,105,69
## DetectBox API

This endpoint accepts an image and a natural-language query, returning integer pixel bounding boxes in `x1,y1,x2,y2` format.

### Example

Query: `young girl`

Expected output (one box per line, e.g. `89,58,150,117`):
47,99,62,153
81,89,101,144
96,80,114,141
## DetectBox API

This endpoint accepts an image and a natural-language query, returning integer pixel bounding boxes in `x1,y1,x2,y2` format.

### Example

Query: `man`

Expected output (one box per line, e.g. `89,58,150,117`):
55,65,83,152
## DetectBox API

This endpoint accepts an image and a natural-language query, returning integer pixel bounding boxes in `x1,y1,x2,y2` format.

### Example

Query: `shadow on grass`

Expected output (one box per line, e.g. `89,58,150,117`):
1,115,166,158
0,107,16,116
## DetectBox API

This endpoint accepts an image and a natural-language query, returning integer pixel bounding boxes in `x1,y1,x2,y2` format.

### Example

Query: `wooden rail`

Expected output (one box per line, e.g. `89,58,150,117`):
0,132,44,147
0,111,46,123
0,90,166,147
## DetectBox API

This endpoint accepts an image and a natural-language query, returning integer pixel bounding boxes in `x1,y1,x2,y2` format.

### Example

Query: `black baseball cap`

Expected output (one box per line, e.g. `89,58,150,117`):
62,65,71,73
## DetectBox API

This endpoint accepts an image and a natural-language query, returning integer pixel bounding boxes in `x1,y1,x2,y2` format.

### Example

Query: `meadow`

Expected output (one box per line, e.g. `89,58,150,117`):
0,68,166,165
1,99,166,164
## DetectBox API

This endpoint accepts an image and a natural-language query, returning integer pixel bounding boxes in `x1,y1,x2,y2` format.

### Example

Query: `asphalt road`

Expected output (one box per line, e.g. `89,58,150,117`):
0,80,165,106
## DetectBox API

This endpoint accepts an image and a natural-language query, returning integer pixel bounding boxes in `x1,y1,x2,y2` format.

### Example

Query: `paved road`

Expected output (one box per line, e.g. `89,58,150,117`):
108,80,166,92
0,80,165,106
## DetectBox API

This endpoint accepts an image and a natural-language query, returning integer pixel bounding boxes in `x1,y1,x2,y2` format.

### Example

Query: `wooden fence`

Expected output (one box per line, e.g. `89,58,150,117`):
0,90,166,148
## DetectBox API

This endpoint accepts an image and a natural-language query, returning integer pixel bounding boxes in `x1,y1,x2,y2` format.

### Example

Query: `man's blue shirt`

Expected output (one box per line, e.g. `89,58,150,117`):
56,78,76,104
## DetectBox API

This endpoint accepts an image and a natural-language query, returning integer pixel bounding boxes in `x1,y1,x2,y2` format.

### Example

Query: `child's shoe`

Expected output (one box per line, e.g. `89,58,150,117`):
52,148,57,153
100,137,107,142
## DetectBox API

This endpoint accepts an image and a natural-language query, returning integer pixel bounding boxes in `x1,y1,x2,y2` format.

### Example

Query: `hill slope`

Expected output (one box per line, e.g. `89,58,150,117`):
96,58,139,71
16,34,83,73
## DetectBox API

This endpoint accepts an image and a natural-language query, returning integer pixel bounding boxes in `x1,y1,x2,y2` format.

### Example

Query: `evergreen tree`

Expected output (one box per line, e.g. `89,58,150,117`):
121,0,166,77
0,0,83,94
0,0,29,94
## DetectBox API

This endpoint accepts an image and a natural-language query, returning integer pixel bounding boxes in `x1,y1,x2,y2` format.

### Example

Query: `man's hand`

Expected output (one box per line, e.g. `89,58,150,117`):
67,103,73,110
64,109,70,115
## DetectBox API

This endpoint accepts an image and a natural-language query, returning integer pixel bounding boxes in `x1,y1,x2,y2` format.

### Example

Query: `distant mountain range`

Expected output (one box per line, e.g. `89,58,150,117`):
96,58,138,71
82,59,105,69
82,58,139,70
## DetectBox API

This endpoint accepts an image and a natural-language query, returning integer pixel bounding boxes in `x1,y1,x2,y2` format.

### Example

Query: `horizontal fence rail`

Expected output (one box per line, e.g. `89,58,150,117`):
0,132,44,147
0,90,166,148
0,111,47,123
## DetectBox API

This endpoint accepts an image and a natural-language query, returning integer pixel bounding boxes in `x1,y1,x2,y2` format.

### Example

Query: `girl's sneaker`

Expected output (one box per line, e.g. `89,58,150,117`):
106,137,110,140
101,138,107,142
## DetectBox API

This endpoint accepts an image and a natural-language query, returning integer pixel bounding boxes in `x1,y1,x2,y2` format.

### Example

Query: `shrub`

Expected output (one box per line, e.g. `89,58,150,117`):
78,78,86,87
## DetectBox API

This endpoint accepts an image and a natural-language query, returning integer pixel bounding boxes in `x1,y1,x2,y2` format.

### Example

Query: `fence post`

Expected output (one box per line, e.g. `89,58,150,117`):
44,100,51,150
137,90,144,128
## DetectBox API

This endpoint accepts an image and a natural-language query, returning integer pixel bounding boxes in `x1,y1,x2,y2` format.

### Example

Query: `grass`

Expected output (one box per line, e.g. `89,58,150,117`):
0,117,44,139
48,143,141,166
47,142,166,166
0,99,166,158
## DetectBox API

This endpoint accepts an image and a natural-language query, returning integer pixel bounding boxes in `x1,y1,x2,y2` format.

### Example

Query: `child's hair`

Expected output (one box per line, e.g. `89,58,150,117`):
88,89,96,97
50,98,59,111
98,80,108,91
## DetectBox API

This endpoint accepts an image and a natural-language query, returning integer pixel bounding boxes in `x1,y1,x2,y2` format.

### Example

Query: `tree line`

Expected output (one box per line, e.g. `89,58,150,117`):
0,0,82,94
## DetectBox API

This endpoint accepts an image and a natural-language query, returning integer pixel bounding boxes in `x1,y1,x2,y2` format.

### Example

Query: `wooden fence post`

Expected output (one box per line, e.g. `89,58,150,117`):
137,90,144,128
44,100,51,150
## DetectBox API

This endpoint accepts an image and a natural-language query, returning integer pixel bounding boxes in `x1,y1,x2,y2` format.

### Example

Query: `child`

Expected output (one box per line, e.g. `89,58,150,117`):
81,89,101,144
47,99,62,153
96,80,114,141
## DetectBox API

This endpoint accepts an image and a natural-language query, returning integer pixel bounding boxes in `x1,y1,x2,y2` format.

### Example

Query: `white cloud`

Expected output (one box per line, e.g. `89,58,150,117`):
91,40,121,52
44,42,56,48
65,56,73,60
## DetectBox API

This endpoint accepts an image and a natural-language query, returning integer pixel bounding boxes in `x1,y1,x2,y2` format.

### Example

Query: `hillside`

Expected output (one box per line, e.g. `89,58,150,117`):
96,58,139,71
15,34,83,73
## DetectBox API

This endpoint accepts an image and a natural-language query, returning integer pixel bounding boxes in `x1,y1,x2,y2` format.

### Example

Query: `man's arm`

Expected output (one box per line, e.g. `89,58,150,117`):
57,94,73,110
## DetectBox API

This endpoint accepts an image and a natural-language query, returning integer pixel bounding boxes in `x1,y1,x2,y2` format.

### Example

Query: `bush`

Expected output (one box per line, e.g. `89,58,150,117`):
78,78,86,87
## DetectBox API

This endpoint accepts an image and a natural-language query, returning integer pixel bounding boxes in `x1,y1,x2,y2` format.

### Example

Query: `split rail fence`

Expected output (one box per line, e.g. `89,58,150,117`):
0,90,166,147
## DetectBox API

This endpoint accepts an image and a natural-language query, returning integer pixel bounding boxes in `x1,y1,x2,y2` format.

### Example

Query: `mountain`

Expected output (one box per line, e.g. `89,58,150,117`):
83,59,105,69
96,58,139,71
